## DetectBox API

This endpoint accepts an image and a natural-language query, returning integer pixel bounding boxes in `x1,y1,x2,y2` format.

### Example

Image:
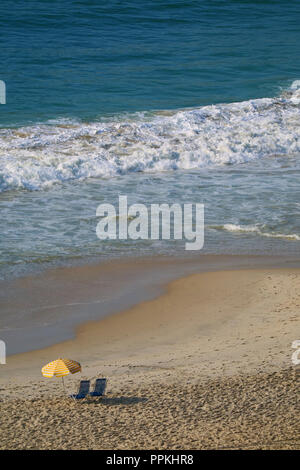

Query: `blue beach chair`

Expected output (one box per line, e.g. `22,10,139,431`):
70,380,90,399
90,378,107,397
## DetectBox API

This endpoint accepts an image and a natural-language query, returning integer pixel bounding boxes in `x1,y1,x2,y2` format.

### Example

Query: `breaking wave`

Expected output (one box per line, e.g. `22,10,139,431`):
0,82,300,192
211,224,300,241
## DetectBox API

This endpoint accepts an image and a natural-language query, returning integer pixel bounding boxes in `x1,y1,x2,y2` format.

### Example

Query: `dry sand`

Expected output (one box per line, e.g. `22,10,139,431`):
0,266,299,449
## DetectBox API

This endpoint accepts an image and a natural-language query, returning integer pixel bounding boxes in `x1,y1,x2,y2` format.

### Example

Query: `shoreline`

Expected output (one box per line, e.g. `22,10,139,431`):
1,256,299,388
1,253,299,357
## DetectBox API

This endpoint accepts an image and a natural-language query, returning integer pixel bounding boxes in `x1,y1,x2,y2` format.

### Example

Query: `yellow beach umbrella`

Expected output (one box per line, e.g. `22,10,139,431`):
41,358,81,393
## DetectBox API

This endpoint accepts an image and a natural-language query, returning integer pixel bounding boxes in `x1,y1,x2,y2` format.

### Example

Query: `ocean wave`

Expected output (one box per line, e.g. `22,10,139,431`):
0,82,300,192
210,224,300,241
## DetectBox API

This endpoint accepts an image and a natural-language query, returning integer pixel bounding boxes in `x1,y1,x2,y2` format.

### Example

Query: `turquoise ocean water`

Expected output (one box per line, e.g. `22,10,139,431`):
0,1,300,280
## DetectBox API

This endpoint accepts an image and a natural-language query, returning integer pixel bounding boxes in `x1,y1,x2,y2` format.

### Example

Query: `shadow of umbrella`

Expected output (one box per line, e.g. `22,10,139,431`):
85,396,148,406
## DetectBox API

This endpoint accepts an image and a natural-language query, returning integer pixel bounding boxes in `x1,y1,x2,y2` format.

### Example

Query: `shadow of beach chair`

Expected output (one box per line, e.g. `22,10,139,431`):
70,380,90,399
90,378,107,397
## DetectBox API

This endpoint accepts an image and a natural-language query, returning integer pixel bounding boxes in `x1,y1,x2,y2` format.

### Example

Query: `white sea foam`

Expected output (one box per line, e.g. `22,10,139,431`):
0,83,300,192
211,224,300,241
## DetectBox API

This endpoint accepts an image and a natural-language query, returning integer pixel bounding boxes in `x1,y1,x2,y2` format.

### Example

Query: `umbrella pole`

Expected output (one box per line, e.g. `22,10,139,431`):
61,376,66,395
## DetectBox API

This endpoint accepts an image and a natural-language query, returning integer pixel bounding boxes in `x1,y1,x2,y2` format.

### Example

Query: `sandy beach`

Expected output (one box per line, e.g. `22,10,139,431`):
0,260,299,450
